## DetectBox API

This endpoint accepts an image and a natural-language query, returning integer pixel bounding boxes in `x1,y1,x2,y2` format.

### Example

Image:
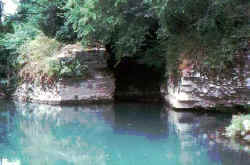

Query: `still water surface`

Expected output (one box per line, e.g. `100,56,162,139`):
0,101,249,165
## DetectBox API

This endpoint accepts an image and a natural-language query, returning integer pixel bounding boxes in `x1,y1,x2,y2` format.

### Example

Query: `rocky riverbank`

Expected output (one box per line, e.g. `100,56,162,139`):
12,44,115,104
8,42,250,110
163,53,250,110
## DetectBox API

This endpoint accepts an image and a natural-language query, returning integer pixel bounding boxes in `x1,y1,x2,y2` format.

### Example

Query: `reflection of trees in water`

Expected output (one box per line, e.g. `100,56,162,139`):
0,158,20,165
0,101,21,165
15,102,115,126
0,101,17,145
1,101,250,165
0,101,115,165
166,108,250,165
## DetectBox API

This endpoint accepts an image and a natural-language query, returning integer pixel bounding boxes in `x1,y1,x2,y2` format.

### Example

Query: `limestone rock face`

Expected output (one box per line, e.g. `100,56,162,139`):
13,45,115,104
164,54,250,109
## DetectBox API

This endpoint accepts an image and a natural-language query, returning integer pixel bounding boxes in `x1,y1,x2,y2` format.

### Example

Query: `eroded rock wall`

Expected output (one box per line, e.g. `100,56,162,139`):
164,54,250,109
13,45,115,104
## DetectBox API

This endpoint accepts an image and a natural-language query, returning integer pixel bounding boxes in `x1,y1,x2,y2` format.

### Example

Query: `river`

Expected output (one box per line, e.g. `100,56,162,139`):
0,100,249,165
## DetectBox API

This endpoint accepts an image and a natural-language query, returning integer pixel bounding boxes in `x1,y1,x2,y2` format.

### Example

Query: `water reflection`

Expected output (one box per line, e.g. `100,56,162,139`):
1,101,114,165
0,101,249,165
0,158,20,165
166,108,250,165
113,103,167,138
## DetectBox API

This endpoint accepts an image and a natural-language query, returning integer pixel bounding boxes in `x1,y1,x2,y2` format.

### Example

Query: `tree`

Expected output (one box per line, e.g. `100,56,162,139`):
65,0,249,73
65,0,164,68
0,0,249,83
156,0,249,76
14,0,76,42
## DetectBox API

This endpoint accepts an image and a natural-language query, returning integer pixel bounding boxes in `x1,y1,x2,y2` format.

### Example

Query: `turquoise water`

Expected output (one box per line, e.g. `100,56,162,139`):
0,101,249,165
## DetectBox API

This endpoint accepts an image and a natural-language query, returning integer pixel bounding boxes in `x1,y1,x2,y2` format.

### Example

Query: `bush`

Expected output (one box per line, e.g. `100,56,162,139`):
16,0,77,42
19,35,61,64
225,115,250,138
18,35,88,83
55,24,78,43
49,57,88,78
0,22,40,94
18,34,62,80
1,23,40,70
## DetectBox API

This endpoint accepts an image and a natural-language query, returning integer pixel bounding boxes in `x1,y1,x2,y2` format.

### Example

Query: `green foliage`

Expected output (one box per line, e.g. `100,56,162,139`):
55,24,77,43
16,0,77,42
18,35,88,82
3,23,39,52
156,0,249,76
0,17,38,90
225,114,250,138
19,35,61,60
65,0,161,64
0,0,249,87
49,57,88,78
65,0,249,74
18,34,61,78
1,23,40,69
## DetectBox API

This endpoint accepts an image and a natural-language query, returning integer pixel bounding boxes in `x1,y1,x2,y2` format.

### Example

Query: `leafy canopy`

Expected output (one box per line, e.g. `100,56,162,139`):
0,0,249,81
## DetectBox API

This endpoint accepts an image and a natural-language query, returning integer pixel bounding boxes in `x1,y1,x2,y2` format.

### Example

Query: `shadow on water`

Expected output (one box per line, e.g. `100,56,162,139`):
0,100,249,165
113,103,167,139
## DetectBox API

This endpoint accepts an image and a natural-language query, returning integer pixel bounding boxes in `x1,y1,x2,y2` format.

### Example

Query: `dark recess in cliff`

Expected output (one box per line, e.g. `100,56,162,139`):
107,55,163,102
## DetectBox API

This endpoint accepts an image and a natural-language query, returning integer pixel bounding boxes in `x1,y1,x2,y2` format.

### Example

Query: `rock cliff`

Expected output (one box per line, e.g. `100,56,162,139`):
164,53,250,109
13,44,115,104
